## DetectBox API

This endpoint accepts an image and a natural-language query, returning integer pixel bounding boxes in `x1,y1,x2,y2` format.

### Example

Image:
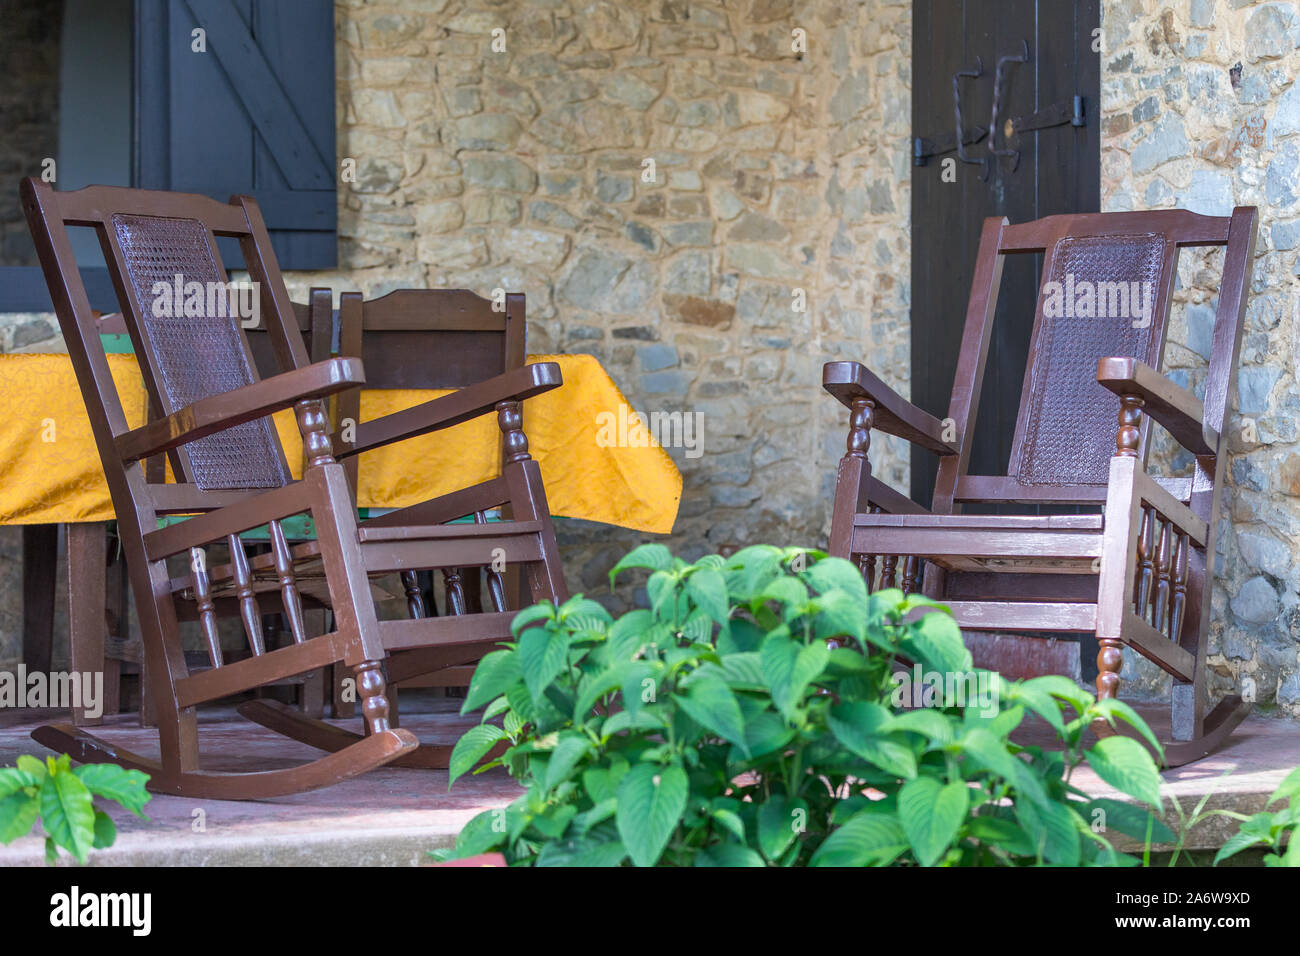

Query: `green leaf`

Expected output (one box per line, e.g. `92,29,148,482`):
616,763,688,867
758,796,808,862
674,676,748,754
810,812,909,867
1085,798,1175,845
686,568,730,624
758,576,809,610
510,602,555,638
72,764,150,817
0,767,39,799
710,808,747,843
966,816,1037,857
1268,766,1300,807
828,702,917,779
722,546,784,601
517,625,573,703
609,543,674,584
646,571,678,616
451,807,512,859
899,611,972,674
695,843,766,867
1004,682,1066,736
1016,796,1081,865
448,725,507,787
1085,736,1163,809
719,652,765,688
39,768,96,863
536,821,628,867
737,711,794,760
1022,675,1093,717
1091,698,1163,758
543,734,591,792
898,777,969,867
892,709,957,745
575,661,651,720
761,633,828,719
606,609,656,661
0,792,39,844
811,590,867,646
16,755,47,782
959,727,1022,780
91,810,117,850
804,556,869,603
462,649,524,714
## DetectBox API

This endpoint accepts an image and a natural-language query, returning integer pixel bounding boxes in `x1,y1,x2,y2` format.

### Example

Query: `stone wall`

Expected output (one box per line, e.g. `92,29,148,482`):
5,0,1293,720
0,0,60,267
290,0,913,611
0,0,913,664
1100,0,1300,714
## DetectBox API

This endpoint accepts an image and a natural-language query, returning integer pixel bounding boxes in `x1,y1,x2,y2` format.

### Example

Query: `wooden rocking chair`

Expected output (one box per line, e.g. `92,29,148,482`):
22,179,568,798
824,207,1258,767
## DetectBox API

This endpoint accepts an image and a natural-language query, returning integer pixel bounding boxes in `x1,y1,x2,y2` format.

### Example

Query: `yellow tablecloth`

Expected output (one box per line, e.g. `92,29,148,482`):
0,353,680,534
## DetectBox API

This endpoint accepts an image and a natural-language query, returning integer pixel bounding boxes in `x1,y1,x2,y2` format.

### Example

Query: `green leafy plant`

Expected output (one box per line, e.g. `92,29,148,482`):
0,754,150,863
438,544,1168,867
1213,767,1300,866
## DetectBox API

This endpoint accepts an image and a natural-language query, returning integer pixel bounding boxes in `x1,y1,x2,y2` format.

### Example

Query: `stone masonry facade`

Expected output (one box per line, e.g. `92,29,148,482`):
2,0,1298,720
1101,0,1300,714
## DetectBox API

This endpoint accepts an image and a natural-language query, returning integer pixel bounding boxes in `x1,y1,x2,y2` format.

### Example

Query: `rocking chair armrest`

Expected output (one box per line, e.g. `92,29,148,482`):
117,358,367,464
333,361,563,459
822,361,958,455
1096,357,1218,457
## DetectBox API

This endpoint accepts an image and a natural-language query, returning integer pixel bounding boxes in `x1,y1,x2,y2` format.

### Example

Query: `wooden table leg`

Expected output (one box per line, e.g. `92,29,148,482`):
22,524,58,675
67,522,106,727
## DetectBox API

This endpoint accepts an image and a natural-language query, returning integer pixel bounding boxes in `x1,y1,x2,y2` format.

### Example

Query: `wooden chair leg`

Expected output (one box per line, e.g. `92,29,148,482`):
332,661,356,718
103,658,122,718
22,523,58,676
139,654,157,728
300,670,326,719
67,522,106,727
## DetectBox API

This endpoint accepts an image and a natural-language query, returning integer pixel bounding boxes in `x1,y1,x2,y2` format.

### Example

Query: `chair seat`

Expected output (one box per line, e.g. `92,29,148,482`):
852,511,1103,573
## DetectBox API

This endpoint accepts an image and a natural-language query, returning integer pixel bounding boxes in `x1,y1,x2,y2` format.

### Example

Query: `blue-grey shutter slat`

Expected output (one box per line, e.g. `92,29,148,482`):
135,0,336,270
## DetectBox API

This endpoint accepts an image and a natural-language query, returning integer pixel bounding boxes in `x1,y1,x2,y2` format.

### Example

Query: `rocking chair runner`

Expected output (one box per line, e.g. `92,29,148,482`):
824,207,1259,767
22,178,568,798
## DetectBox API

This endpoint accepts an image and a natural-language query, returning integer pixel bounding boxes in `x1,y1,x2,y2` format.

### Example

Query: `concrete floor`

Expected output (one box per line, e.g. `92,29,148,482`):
1,698,1296,865
0,698,523,866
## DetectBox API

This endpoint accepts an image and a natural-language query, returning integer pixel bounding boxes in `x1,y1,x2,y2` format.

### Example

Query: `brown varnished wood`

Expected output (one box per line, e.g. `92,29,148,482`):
825,206,1259,765
21,180,570,797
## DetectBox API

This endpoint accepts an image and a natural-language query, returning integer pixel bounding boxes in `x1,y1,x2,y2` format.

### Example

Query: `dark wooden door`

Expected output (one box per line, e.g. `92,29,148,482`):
910,0,1099,507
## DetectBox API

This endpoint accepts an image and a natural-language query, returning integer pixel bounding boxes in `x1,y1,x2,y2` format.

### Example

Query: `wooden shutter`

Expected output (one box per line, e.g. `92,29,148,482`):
135,0,336,269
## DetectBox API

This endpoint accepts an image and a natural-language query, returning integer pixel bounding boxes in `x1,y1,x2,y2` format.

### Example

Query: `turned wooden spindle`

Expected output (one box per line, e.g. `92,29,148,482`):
190,546,223,668
477,511,508,612
227,532,264,656
1096,639,1123,701
1152,517,1172,631
355,660,391,734
269,520,305,644
1115,393,1144,457
295,399,336,469
444,567,468,616
845,398,875,459
400,570,426,619
881,554,898,590
1135,506,1155,615
497,400,530,463
901,556,921,594
1169,532,1189,642
854,553,873,594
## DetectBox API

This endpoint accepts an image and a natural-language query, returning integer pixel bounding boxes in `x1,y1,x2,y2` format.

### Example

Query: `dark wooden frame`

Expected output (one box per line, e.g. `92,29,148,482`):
825,207,1259,767
22,179,568,798
331,288,539,700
